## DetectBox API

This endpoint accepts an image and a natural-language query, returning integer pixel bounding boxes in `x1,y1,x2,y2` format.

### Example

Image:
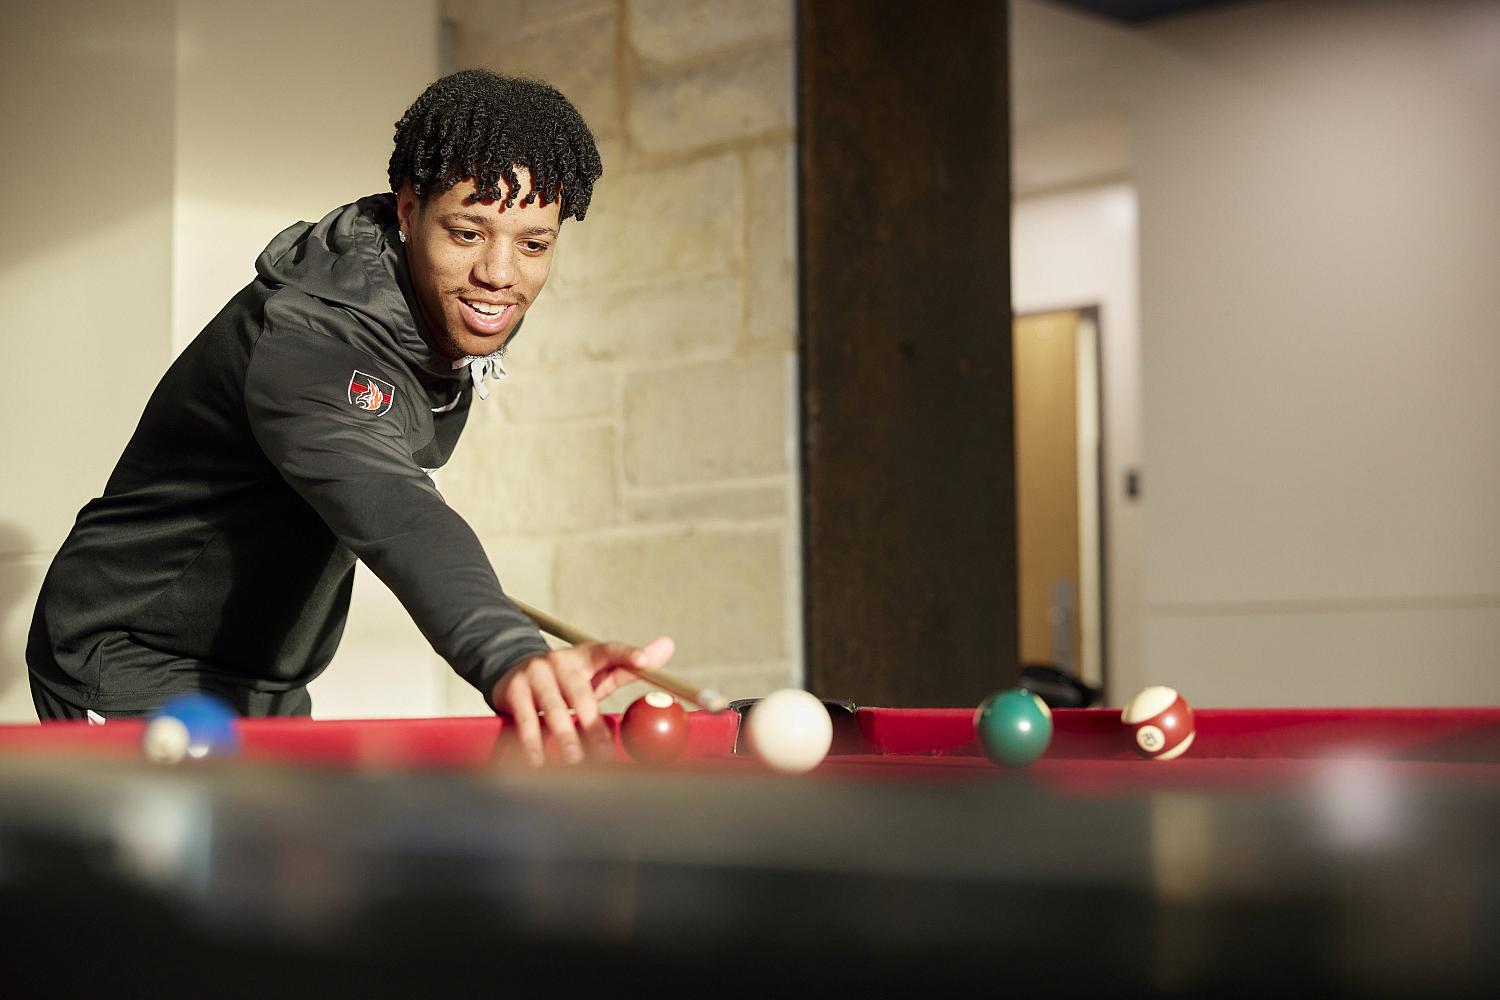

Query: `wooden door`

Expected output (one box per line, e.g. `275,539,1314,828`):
1014,310,1082,673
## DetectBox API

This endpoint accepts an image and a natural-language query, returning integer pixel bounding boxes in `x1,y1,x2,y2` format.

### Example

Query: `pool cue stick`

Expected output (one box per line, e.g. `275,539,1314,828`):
512,598,729,714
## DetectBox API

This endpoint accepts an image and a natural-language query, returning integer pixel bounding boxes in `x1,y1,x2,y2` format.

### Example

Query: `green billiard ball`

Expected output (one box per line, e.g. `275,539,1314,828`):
975,689,1053,768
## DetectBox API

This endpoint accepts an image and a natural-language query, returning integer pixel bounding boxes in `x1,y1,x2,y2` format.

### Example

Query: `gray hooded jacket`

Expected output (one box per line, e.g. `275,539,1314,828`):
27,195,550,715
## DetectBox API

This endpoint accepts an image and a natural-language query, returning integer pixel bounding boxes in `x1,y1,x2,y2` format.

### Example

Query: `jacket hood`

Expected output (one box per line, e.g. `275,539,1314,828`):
254,194,460,383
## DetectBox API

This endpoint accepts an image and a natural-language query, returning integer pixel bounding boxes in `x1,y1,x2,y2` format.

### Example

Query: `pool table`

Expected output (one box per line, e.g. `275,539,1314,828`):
3,704,1500,995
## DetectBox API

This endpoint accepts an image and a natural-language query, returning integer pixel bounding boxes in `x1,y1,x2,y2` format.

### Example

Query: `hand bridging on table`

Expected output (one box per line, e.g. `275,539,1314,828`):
490,636,676,767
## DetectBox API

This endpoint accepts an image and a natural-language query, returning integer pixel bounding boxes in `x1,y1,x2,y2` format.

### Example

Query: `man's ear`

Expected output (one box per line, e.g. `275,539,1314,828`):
396,183,419,236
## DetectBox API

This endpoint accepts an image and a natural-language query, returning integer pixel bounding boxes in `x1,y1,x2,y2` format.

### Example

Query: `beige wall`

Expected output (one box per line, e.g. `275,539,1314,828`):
3,0,796,722
0,1,178,721
437,0,800,714
1132,0,1500,705
169,0,444,718
1,0,442,721
172,1,440,352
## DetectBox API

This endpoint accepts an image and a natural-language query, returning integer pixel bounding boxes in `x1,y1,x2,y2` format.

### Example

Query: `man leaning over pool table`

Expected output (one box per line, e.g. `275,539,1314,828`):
26,69,672,765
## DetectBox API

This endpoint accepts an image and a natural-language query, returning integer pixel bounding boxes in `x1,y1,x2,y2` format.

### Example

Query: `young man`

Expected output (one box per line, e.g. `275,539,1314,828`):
27,70,670,765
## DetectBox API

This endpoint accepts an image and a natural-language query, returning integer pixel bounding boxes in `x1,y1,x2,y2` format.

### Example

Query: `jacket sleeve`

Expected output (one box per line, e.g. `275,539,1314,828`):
243,325,550,704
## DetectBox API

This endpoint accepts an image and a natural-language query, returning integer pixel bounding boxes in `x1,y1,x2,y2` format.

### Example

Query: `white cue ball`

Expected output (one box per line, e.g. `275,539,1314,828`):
141,716,191,765
745,688,833,774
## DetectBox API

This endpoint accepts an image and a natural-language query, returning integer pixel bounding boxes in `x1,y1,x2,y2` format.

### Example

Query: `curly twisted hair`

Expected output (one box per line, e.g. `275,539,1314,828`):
388,69,603,222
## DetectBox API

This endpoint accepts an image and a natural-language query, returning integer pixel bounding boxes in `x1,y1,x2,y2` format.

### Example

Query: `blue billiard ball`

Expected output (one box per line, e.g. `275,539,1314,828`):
142,692,240,764
974,688,1053,768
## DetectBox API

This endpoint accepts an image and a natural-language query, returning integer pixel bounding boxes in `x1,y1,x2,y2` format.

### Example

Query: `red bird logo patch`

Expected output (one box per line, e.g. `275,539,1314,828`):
348,371,396,416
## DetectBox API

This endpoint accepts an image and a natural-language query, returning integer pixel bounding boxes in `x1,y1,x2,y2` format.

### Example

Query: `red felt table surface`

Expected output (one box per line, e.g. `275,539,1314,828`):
3,707,1499,785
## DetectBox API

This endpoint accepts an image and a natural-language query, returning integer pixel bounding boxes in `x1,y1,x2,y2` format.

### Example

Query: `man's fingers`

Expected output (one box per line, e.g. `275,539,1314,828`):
498,638,679,763
502,681,544,767
586,636,676,673
634,635,676,668
556,658,612,760
585,640,645,668
528,661,585,765
588,636,678,700
591,669,626,702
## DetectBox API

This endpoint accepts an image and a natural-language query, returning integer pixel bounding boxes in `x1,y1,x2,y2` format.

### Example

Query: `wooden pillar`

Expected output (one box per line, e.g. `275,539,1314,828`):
797,0,1017,707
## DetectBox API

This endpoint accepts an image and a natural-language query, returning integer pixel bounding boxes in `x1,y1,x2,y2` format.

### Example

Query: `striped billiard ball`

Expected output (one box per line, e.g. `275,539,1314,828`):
1121,686,1196,760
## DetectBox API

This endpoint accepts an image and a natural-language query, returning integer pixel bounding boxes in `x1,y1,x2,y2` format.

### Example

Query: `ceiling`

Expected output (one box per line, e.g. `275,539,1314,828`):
1010,0,1257,195
1049,0,1248,24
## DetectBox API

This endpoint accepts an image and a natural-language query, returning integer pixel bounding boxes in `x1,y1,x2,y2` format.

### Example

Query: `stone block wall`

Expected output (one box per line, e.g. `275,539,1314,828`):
437,0,799,712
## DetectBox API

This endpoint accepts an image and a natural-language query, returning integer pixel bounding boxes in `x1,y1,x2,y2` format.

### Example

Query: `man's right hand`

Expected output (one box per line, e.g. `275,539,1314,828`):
490,636,676,767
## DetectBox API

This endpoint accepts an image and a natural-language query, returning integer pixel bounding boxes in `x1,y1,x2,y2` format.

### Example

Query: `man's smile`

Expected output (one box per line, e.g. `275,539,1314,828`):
459,297,517,334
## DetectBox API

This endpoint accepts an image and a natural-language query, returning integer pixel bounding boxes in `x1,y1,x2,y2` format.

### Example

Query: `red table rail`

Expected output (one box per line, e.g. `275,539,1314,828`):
858,707,1500,762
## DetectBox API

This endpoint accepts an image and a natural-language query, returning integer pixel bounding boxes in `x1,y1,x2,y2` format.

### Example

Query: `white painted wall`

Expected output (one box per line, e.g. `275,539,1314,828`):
1,0,444,721
1012,184,1145,702
1014,0,1500,708
1132,0,1500,705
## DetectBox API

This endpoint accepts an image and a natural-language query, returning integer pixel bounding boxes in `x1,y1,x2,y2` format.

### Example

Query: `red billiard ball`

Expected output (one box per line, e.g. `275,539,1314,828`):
621,691,690,764
1121,686,1196,760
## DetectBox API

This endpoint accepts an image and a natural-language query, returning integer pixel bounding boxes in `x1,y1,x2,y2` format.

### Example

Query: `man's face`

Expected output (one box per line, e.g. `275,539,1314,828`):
396,171,562,359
